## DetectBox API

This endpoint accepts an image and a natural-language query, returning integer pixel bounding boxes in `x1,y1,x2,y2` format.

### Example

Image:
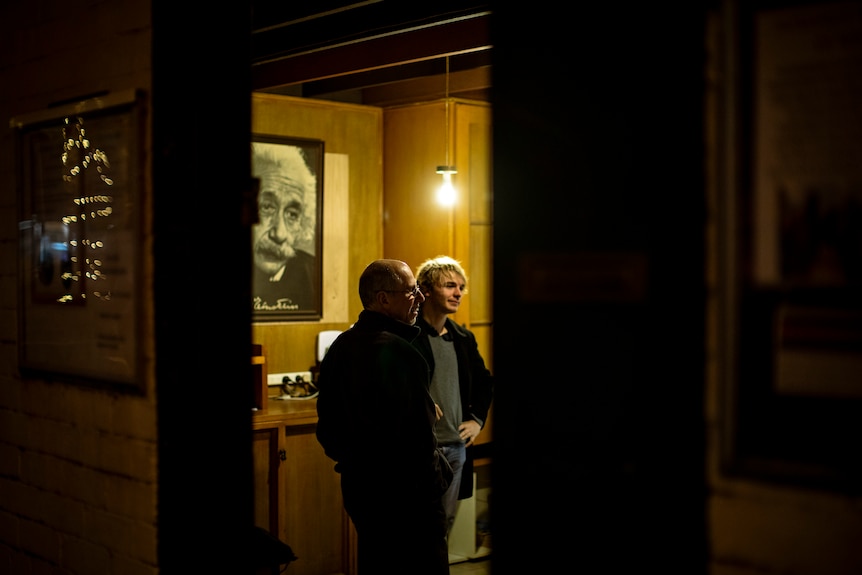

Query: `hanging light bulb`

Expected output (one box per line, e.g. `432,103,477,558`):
436,166,457,205
436,56,457,207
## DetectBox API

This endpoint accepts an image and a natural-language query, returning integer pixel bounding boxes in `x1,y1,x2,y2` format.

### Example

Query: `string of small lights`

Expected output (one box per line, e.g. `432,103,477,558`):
59,115,114,302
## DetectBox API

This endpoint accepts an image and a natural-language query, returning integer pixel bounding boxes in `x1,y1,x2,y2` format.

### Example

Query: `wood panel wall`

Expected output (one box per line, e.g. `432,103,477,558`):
383,99,493,368
251,94,383,374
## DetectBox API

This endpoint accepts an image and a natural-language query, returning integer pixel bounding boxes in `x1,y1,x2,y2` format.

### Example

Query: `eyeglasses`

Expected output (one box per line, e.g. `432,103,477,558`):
381,284,422,298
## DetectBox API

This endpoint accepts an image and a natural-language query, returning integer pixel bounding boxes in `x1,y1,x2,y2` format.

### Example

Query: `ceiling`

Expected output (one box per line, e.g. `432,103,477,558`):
251,1,492,106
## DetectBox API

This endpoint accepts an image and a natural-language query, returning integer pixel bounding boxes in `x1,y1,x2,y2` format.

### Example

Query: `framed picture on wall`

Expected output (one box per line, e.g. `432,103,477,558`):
251,135,324,321
720,0,862,491
13,90,144,391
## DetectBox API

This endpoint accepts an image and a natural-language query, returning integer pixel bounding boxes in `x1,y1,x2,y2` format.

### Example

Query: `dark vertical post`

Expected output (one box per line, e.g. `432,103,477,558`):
152,3,254,571
490,3,709,573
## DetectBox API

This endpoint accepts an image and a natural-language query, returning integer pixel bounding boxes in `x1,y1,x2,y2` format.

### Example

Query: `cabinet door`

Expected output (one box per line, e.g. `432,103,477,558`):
252,426,281,535
282,424,354,575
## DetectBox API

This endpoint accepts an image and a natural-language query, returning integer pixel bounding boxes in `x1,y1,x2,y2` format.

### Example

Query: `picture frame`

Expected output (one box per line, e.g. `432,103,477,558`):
719,0,862,491
13,90,145,391
251,135,324,321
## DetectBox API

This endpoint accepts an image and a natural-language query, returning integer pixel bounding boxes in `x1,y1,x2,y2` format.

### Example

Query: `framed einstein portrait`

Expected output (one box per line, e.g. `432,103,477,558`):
251,135,324,322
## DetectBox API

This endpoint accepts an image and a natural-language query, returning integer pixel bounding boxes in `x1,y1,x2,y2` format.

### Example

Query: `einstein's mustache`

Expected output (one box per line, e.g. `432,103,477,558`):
254,238,297,262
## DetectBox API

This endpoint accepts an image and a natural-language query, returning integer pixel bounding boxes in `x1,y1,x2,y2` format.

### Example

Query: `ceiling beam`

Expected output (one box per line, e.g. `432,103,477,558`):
251,12,491,92
359,66,492,107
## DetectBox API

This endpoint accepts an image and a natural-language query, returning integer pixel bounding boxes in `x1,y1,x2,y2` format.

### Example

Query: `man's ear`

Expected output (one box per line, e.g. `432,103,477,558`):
374,290,390,307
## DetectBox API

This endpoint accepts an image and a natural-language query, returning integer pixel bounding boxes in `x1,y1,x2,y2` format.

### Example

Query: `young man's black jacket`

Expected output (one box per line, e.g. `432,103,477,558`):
413,315,494,499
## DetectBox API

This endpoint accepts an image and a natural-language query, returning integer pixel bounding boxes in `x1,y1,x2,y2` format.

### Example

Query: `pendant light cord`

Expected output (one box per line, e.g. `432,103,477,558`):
445,55,450,167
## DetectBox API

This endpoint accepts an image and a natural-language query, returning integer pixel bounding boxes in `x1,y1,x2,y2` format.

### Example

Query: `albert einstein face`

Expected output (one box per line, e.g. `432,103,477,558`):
251,144,316,277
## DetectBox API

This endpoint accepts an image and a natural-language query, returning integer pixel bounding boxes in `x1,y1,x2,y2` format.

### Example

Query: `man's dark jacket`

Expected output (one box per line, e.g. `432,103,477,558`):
316,310,452,501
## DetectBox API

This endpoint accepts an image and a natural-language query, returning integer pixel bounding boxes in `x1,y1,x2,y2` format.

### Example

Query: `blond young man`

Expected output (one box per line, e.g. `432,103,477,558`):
413,256,494,539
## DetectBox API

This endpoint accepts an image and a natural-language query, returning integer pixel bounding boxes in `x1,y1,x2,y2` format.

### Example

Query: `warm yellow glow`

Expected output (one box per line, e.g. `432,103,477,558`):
436,171,456,206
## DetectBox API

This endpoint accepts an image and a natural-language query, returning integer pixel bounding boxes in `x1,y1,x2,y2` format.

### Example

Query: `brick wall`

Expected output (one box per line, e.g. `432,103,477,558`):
0,1,157,573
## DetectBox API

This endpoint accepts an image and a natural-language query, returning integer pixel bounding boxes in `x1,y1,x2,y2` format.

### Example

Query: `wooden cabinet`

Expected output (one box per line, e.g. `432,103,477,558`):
253,400,356,575
252,426,280,536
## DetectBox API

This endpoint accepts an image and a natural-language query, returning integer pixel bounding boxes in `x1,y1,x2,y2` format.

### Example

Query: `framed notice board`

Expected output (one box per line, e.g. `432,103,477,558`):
13,90,145,391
